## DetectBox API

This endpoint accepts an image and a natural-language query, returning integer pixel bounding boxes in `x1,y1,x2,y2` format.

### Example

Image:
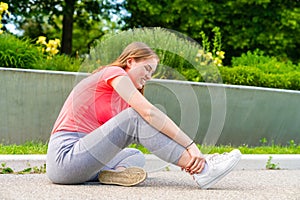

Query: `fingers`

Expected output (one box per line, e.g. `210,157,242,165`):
185,158,206,175
191,159,205,174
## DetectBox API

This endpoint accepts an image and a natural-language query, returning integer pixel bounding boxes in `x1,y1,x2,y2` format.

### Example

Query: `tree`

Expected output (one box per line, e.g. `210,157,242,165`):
5,0,123,55
122,0,300,64
62,0,75,55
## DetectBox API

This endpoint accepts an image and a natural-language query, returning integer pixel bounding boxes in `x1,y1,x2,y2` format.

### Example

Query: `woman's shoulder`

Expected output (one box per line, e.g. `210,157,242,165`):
91,66,127,83
105,66,126,73
94,66,126,75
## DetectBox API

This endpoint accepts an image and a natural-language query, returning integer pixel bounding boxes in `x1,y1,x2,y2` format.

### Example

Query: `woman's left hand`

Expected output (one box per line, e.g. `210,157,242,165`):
182,144,206,175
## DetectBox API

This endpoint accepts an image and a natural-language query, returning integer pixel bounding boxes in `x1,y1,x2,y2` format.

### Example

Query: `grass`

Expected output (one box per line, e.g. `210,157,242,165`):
200,144,300,154
1,141,299,155
131,143,300,154
0,141,48,154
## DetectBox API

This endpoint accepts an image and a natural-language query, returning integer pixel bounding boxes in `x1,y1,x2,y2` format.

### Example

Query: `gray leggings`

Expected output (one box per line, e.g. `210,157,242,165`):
46,108,185,184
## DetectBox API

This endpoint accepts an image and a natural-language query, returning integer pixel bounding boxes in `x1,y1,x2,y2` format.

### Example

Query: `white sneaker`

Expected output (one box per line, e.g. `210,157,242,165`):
193,149,242,189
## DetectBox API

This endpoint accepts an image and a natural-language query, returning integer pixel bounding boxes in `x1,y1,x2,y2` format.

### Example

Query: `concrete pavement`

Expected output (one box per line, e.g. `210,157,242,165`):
1,154,300,199
1,170,300,199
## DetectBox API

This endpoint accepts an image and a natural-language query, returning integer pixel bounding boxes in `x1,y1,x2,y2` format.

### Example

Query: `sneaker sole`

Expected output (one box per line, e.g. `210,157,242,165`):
98,167,147,187
201,150,242,189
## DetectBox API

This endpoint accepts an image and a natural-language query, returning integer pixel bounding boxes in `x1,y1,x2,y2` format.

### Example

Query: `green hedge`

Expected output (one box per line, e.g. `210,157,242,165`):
218,51,300,90
219,66,300,90
231,50,300,74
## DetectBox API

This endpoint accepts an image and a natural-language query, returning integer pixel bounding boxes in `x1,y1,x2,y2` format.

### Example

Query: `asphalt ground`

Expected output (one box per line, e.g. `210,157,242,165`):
1,170,300,200
1,155,300,200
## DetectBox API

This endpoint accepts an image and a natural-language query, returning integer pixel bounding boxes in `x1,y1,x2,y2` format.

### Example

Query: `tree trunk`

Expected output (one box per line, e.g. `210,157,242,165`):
61,0,75,55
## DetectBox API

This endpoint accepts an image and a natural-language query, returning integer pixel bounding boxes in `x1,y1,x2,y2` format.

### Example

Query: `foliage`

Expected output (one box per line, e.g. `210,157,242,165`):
231,50,300,74
0,163,13,174
0,163,46,174
82,27,223,84
219,66,264,87
0,33,81,71
0,33,43,68
83,27,198,72
84,27,300,90
219,66,300,90
266,156,280,170
122,0,300,64
4,0,123,55
197,27,225,67
218,50,300,90
32,54,81,72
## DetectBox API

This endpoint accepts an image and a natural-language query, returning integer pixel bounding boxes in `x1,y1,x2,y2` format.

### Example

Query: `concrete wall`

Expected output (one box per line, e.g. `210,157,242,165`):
144,79,300,146
1,68,300,146
0,68,87,144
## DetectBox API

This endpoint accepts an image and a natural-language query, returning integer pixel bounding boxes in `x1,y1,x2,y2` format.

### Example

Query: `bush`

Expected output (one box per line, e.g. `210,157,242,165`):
82,27,202,73
0,33,43,68
212,50,300,90
231,50,300,74
287,72,300,90
0,33,81,72
32,54,81,72
219,66,264,87
218,66,300,90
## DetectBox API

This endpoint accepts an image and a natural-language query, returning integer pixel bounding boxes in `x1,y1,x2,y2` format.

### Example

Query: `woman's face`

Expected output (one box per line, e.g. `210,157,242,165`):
126,57,158,89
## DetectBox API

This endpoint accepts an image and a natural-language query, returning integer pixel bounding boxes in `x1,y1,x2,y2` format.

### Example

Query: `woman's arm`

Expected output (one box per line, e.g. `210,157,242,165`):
110,75,193,148
111,75,206,174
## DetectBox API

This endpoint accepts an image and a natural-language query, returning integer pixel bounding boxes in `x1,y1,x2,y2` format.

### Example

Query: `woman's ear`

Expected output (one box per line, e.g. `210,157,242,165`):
126,58,133,69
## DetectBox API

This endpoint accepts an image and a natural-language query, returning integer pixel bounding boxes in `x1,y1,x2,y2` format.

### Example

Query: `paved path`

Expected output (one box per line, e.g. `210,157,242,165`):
1,170,300,200
1,154,300,199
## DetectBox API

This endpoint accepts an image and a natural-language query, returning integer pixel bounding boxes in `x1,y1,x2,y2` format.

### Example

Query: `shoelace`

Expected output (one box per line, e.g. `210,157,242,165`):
206,152,232,165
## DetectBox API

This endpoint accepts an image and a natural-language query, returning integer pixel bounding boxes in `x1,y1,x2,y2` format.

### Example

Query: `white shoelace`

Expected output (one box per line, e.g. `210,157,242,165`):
206,152,232,165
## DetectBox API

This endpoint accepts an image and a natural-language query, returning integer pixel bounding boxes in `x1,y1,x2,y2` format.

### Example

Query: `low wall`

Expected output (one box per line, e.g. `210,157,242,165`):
1,68,299,146
0,68,87,144
144,79,300,146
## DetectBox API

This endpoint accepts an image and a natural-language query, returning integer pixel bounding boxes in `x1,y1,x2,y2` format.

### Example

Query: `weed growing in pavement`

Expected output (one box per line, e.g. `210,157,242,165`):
0,162,46,174
0,163,13,174
266,156,280,170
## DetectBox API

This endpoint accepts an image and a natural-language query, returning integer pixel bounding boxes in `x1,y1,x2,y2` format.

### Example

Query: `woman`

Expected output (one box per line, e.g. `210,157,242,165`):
46,42,241,189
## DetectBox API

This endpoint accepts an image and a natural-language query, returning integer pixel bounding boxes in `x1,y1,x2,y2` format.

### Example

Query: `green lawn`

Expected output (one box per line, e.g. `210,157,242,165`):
0,141,299,154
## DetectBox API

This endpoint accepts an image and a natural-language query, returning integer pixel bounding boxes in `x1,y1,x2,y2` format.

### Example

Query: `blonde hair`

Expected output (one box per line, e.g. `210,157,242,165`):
93,42,159,73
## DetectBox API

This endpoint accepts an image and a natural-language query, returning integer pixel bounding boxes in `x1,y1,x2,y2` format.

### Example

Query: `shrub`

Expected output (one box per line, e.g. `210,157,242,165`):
287,72,300,90
214,49,300,90
219,66,264,87
0,33,81,71
0,33,43,68
231,50,299,74
218,66,300,90
31,54,81,72
264,73,291,89
83,27,202,73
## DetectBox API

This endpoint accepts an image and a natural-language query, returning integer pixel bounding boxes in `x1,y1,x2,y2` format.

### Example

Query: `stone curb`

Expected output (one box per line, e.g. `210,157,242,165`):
0,154,299,173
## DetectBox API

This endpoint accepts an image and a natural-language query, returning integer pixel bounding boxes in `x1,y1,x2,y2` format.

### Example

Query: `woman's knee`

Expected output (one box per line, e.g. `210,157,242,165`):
121,147,146,167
